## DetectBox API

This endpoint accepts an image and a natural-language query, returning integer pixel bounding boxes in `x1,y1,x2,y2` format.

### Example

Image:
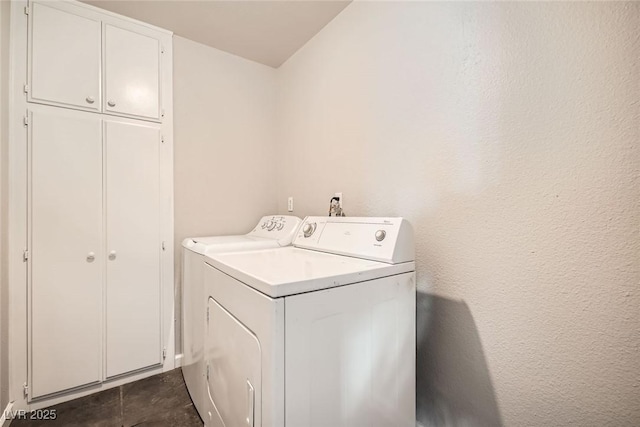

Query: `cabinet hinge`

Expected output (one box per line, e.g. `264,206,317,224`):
161,241,166,251
161,45,165,54
23,382,29,398
161,134,165,144
24,6,29,15
23,115,29,126
206,306,210,323
161,108,165,118
23,84,29,94
206,364,210,381
23,250,29,262
162,347,167,360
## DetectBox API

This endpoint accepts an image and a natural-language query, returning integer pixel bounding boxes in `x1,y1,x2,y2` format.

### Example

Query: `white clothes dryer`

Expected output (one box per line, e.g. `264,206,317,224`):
181,215,302,419
203,216,416,427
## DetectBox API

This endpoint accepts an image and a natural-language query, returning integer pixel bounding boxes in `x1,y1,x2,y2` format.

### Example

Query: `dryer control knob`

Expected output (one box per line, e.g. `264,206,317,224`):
303,222,316,238
375,230,386,242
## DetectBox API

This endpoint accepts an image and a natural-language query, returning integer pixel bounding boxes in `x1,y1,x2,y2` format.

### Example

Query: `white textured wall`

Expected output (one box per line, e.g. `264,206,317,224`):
173,36,278,352
277,2,640,426
0,0,11,413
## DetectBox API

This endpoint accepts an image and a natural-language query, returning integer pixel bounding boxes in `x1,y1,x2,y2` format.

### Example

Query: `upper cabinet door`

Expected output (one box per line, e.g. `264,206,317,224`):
29,1,101,111
104,24,161,121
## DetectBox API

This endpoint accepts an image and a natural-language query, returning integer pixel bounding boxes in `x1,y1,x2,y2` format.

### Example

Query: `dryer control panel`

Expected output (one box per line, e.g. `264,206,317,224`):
293,216,415,264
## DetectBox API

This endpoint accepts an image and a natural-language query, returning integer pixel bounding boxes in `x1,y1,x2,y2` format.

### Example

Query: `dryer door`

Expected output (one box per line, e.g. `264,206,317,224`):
206,296,262,427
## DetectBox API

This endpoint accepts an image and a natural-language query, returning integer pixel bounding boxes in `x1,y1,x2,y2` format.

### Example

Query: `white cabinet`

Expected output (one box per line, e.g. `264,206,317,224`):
28,1,101,111
29,109,103,398
28,0,163,122
104,25,161,120
105,121,161,377
11,0,173,408
28,109,164,396
28,109,165,396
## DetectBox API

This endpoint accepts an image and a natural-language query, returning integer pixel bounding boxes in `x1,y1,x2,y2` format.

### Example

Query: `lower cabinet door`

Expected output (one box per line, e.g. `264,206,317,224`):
105,119,161,377
29,109,103,398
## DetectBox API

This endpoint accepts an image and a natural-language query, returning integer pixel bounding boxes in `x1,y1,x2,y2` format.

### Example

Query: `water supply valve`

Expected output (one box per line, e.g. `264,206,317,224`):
329,196,345,217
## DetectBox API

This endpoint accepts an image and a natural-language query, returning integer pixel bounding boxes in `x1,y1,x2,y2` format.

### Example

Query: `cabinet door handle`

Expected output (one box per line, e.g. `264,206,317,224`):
108,250,117,260
107,100,116,107
86,96,95,104
246,380,254,427
86,252,95,262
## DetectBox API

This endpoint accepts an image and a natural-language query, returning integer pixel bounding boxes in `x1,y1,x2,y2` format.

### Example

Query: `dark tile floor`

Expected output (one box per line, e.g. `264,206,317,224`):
12,369,203,427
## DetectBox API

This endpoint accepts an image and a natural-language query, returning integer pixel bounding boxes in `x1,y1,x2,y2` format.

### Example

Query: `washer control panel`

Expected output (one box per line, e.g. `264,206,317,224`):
260,217,287,231
248,215,303,245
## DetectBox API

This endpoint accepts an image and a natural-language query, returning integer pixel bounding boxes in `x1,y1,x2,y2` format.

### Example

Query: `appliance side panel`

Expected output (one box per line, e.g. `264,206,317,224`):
285,272,416,427
182,249,206,416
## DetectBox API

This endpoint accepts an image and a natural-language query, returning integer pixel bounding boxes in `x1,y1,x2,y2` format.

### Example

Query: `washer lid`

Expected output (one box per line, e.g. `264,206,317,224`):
182,215,303,255
205,247,415,298
182,235,275,255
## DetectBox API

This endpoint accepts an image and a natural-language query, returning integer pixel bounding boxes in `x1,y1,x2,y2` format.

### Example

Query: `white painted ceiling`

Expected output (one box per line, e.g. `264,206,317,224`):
82,0,351,68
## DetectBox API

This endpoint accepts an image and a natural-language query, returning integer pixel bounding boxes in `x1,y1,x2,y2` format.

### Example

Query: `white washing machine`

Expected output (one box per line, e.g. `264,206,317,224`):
203,216,416,427
181,215,302,419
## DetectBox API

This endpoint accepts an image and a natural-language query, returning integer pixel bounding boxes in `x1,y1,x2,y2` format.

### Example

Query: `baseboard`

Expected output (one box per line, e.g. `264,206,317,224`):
1,401,14,426
174,353,183,368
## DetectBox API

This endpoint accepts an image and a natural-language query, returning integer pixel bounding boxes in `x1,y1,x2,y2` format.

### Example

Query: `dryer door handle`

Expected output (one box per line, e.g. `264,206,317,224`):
246,379,255,427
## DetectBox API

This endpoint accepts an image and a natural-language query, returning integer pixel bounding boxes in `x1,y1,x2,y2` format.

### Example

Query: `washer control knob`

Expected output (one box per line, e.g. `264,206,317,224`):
303,222,317,238
375,230,386,242
267,221,277,231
